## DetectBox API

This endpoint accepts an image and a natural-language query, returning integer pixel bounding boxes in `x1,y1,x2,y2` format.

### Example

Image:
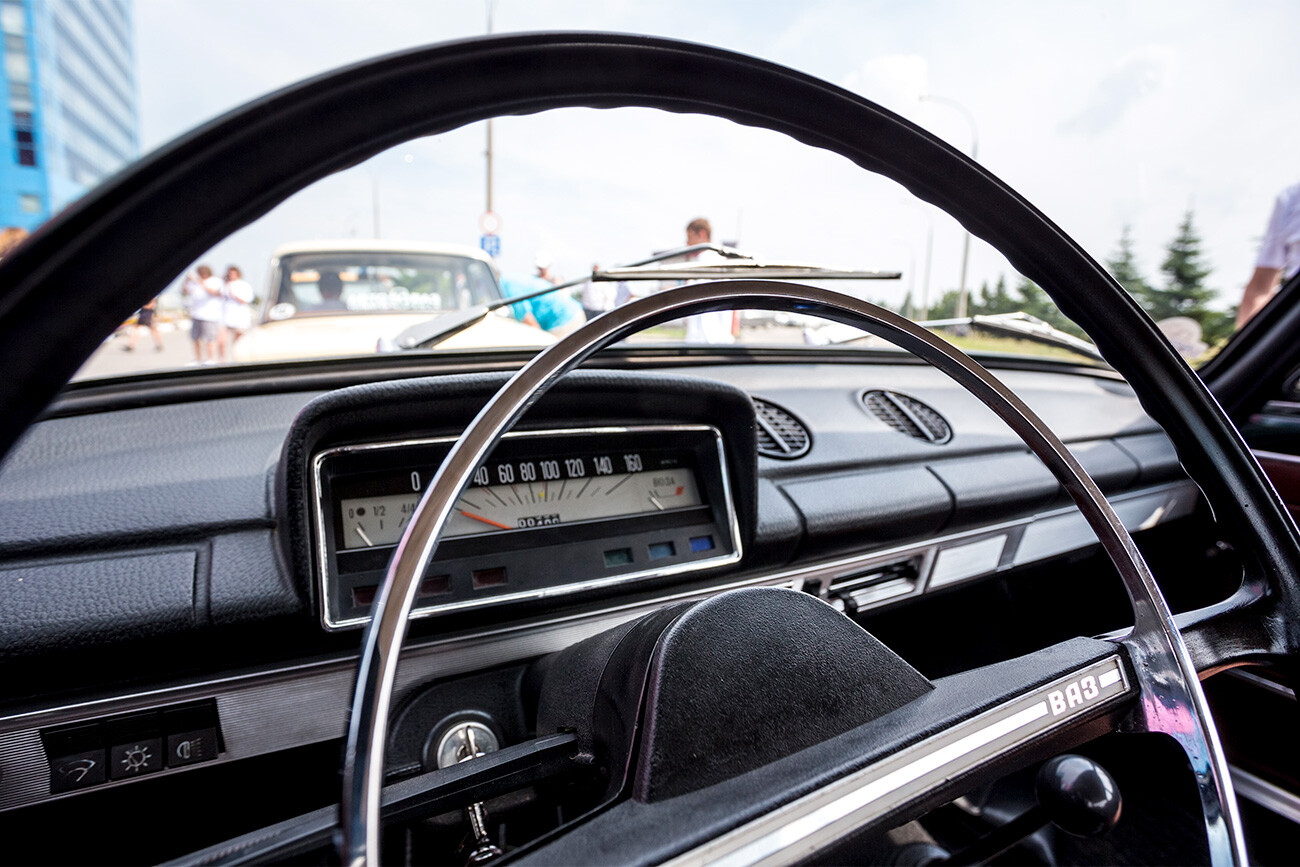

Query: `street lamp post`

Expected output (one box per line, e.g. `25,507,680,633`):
920,94,978,319
485,0,495,216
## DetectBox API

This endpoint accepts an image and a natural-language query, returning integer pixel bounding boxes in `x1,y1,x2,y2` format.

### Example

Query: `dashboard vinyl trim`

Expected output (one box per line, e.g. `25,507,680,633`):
0,480,1193,812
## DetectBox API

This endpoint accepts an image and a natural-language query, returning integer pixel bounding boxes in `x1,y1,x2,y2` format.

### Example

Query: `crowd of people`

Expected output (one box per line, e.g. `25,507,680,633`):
179,264,254,364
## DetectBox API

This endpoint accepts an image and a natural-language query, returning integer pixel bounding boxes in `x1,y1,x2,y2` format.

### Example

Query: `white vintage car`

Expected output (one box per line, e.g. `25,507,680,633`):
231,240,553,362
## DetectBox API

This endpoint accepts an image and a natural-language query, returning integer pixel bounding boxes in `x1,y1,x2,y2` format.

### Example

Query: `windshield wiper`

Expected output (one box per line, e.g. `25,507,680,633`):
809,311,1104,362
929,312,1105,362
385,244,900,351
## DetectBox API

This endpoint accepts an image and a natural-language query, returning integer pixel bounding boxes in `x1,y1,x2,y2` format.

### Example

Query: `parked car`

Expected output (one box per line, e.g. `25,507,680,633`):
231,240,552,362
0,30,1296,867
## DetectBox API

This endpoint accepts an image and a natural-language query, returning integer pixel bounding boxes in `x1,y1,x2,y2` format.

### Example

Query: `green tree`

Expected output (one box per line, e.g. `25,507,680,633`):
926,289,963,320
972,275,1018,315
1148,210,1215,322
1106,225,1153,309
1013,277,1086,338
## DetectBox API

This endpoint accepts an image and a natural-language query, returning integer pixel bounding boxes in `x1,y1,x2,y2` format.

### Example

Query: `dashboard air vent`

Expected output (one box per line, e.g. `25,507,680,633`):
862,390,952,444
753,398,811,459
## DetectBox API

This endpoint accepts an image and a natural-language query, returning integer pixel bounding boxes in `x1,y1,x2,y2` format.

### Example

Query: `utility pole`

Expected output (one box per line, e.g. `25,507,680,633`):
920,94,978,319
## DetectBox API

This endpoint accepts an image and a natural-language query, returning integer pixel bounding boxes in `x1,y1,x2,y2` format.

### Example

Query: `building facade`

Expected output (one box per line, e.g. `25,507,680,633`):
0,0,137,231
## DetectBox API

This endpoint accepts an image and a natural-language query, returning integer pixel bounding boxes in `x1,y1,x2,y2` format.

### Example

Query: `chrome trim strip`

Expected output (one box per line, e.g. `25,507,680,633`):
1230,766,1300,825
665,656,1129,867
1226,669,1296,701
312,425,743,631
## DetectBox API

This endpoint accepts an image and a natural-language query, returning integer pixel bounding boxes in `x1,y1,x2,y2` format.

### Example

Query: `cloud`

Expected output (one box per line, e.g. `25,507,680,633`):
1059,44,1177,136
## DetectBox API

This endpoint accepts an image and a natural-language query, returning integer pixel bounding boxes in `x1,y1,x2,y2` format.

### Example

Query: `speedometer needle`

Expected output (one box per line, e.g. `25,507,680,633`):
459,510,512,530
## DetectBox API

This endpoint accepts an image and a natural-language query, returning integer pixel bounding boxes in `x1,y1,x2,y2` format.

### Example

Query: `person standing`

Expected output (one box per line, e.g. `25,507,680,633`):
580,263,616,320
219,265,255,359
1237,181,1300,328
681,218,737,344
502,254,586,337
124,296,164,352
184,264,224,364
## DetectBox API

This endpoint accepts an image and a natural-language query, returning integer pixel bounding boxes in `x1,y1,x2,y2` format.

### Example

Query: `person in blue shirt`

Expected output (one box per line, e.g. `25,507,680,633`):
502,254,586,337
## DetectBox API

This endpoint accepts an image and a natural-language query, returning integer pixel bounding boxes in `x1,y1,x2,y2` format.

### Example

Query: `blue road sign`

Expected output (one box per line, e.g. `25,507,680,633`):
480,234,501,258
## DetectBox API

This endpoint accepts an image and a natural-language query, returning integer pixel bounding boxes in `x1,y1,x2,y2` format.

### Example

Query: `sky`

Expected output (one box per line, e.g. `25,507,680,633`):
133,0,1300,314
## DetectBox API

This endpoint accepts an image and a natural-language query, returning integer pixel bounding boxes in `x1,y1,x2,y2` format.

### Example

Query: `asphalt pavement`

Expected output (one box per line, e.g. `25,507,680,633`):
73,318,814,382
75,320,205,380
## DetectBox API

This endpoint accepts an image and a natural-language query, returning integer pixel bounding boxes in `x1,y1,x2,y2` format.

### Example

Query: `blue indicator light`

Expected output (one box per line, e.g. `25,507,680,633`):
689,535,715,553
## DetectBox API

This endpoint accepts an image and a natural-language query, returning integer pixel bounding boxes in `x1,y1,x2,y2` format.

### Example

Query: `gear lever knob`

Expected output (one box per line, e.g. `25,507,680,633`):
1035,754,1122,837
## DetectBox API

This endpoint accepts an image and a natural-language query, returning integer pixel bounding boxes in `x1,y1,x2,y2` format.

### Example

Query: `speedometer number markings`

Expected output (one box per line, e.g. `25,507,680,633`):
336,446,706,547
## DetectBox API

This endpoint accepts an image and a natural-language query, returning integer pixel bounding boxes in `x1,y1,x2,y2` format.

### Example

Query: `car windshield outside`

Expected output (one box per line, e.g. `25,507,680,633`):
269,248,501,318
0,3,1290,381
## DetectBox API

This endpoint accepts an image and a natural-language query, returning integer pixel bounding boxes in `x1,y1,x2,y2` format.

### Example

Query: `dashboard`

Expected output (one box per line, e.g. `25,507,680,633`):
0,355,1209,861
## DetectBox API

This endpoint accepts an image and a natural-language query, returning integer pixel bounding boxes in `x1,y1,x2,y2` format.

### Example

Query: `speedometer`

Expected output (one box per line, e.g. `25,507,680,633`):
338,455,703,547
314,426,741,629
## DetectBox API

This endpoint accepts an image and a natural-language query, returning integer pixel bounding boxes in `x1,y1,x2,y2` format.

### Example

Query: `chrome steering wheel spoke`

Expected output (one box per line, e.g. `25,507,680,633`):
339,280,1246,866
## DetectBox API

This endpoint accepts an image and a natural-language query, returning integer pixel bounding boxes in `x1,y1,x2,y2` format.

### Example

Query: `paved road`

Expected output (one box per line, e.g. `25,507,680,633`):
74,321,206,380
73,319,814,382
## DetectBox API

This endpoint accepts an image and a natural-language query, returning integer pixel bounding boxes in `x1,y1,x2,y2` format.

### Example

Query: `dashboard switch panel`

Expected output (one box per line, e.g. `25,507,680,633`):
42,700,222,794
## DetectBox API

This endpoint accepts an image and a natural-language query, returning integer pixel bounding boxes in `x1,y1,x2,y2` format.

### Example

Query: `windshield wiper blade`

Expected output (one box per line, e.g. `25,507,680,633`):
808,311,1105,362
925,312,1105,362
596,264,901,282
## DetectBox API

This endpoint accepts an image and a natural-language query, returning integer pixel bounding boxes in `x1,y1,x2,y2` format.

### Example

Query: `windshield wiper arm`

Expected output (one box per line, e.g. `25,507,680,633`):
385,274,590,351
386,242,898,351
923,312,1105,362
906,312,1106,362
386,245,758,350
809,311,1105,362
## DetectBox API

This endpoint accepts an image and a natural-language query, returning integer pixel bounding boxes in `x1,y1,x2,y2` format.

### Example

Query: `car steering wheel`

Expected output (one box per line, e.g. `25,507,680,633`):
1,32,1296,867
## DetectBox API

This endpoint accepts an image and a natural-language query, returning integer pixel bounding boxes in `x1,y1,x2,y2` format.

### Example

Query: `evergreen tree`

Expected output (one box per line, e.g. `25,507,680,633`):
927,289,963,319
973,275,1018,315
1148,210,1215,322
1106,225,1153,309
1013,277,1086,337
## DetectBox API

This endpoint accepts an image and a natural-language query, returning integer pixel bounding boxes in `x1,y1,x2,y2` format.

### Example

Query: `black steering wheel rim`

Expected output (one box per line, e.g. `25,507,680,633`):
0,29,1293,864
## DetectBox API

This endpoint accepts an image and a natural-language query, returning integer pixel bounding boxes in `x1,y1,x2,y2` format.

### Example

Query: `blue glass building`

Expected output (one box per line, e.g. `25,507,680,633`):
0,0,137,231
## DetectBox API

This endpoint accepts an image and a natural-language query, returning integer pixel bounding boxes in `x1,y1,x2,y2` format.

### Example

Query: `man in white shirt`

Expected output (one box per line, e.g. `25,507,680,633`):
1237,181,1300,328
184,264,224,364
682,218,736,345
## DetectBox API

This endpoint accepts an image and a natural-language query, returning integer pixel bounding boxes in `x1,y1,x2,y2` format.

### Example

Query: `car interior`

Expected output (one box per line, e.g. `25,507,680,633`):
0,33,1298,866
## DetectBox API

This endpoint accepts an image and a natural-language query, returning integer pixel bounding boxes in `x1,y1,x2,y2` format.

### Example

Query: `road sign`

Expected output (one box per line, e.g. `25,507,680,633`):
479,211,502,235
480,234,501,258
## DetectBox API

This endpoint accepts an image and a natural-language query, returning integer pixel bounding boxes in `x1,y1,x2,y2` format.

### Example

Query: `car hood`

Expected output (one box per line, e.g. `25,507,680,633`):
231,312,554,362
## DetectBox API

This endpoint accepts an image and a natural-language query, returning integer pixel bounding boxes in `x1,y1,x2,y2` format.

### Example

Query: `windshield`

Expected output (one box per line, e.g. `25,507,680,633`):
0,3,1291,379
269,251,501,317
